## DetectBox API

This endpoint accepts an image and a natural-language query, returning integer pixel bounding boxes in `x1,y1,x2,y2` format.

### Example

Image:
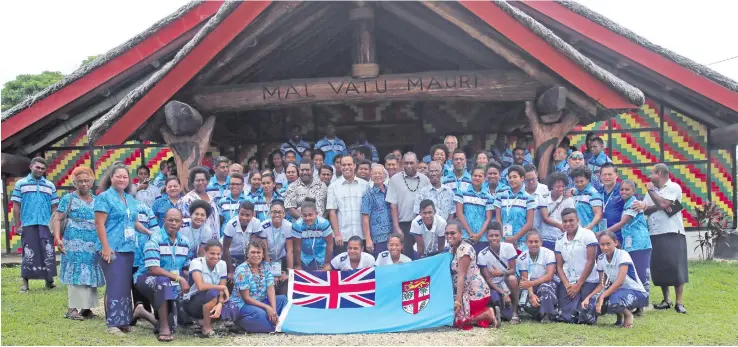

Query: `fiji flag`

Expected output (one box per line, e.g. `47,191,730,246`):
277,253,454,334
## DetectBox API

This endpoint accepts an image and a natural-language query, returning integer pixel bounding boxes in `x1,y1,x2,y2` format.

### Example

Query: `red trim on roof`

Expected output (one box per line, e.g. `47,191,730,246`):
459,1,636,109
94,1,271,145
523,1,738,113
1,1,223,141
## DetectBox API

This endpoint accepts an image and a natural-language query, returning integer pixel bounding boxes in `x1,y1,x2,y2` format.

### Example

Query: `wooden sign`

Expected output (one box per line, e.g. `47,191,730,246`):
192,70,537,111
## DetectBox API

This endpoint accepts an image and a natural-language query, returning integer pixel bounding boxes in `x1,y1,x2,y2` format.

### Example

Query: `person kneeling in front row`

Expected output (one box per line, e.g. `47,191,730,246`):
221,239,287,333
374,233,412,266
517,230,558,323
181,239,230,337
331,236,375,270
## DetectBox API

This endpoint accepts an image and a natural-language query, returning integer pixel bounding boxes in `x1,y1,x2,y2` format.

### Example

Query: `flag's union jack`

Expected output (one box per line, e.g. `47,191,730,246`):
291,268,376,309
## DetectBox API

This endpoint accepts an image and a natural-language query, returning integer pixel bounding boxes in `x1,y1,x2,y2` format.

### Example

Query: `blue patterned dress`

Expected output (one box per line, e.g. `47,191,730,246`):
58,192,105,288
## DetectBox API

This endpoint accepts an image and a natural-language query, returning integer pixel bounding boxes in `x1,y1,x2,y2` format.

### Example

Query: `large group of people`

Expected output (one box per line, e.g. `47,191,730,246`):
11,127,690,339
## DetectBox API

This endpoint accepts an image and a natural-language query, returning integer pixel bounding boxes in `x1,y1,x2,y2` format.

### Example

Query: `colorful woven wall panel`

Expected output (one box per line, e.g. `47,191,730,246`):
93,147,142,181
569,132,609,153
4,177,21,252
572,119,609,132
144,145,172,178
663,108,707,162
50,126,88,148
670,163,708,227
45,149,92,188
610,131,661,165
616,165,650,197
710,149,734,220
612,98,661,130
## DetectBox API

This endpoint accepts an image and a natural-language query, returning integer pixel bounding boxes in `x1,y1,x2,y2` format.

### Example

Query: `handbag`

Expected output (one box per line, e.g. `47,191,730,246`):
48,193,75,237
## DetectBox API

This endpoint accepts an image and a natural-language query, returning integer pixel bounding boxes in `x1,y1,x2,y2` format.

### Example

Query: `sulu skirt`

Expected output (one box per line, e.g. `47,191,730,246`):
650,233,689,286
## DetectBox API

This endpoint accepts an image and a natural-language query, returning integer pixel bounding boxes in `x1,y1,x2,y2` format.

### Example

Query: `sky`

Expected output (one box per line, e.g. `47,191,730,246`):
1,0,737,87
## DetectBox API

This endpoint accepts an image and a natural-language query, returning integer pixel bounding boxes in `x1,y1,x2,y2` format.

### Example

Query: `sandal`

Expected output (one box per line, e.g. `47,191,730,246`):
158,334,175,342
200,330,216,338
653,300,672,310
80,309,98,319
510,316,521,325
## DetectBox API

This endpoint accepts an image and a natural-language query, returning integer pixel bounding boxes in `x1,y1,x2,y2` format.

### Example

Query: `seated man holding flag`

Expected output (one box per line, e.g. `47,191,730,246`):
330,236,376,270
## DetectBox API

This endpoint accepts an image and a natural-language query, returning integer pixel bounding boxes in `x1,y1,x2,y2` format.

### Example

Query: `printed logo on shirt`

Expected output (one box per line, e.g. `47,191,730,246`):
262,221,272,229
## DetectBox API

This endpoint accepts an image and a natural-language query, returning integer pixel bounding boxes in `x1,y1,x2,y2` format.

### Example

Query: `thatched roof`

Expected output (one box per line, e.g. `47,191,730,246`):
493,1,644,107
557,0,738,93
87,1,239,143
1,1,204,121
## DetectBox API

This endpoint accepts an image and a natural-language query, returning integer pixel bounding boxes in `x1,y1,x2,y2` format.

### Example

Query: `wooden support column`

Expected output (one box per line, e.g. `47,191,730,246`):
525,100,579,178
350,2,378,78
159,101,215,191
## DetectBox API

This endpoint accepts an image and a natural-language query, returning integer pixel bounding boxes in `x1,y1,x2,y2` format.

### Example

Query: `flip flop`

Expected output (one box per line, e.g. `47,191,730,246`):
510,316,521,325
200,330,216,338
158,334,175,342
80,309,98,319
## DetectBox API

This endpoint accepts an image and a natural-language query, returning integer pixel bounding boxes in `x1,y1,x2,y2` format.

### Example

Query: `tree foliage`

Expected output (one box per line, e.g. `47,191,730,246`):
81,55,99,66
1,71,64,112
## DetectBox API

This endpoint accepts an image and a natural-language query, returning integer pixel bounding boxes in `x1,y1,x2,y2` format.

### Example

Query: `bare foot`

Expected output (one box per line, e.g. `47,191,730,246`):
622,310,634,329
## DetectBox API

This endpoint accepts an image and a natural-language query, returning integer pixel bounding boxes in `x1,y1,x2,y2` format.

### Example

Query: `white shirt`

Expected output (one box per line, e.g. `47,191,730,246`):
555,227,599,283
527,183,552,232
643,179,685,236
477,243,518,285
538,194,575,244
273,169,288,187
257,219,293,261
185,257,227,299
222,216,261,256
409,214,447,256
374,251,412,266
179,222,211,256
134,183,161,208
596,249,646,293
386,171,430,222
326,176,370,239
330,252,375,270
517,247,556,281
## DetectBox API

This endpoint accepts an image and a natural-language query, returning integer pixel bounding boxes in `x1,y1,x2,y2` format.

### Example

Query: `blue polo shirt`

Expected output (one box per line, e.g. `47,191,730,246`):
248,191,285,221
93,187,139,252
482,181,510,196
495,188,536,247
151,195,179,228
442,170,472,194
206,176,231,203
574,183,604,232
315,137,348,166
621,196,652,252
281,139,311,162
11,174,59,227
587,152,612,173
600,183,625,242
134,202,159,266
453,185,495,241
291,216,333,266
569,170,603,191
218,193,247,233
133,229,194,288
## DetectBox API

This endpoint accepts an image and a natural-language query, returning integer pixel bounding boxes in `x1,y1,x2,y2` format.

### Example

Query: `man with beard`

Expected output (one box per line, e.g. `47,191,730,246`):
284,159,328,221
386,152,430,258
413,161,456,222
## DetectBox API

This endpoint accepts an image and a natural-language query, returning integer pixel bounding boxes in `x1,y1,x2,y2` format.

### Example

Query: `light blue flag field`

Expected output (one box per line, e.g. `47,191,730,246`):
276,253,454,334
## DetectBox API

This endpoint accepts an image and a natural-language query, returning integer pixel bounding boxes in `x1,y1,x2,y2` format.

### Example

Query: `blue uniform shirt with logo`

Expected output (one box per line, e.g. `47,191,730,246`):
600,182,625,242
134,201,159,266
93,187,139,252
218,193,247,232
206,176,231,203
11,174,59,227
151,195,179,228
442,170,472,194
315,137,348,165
621,196,652,252
281,139,311,162
291,216,333,266
248,191,285,222
495,188,536,246
574,183,604,232
133,229,194,293
453,185,495,241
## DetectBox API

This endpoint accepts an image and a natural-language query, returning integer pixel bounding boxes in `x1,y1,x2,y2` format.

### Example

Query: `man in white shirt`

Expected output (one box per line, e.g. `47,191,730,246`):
413,161,456,221
524,164,553,235
410,199,447,257
330,236,375,270
222,202,261,279
386,152,430,258
327,155,369,255
633,163,688,314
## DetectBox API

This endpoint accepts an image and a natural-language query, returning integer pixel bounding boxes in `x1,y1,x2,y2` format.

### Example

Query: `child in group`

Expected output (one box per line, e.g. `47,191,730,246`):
331,236,375,270
291,198,334,271
222,201,261,281
477,222,520,324
410,199,447,258
580,231,649,328
517,230,558,322
374,233,413,266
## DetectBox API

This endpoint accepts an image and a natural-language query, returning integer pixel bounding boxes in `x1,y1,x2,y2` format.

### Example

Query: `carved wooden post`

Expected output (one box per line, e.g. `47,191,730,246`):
350,2,378,78
160,101,216,191
525,98,579,178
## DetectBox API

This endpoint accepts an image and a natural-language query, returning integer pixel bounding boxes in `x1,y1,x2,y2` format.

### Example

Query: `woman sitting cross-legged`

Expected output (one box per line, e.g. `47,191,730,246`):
221,239,287,333
182,239,230,337
446,220,498,330
517,230,558,323
580,231,649,328
132,208,193,342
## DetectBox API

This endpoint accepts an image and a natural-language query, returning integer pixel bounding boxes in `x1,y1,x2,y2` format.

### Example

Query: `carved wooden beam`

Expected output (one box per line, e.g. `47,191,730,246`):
192,70,538,112
350,3,378,78
161,116,216,191
421,2,597,116
525,101,579,177
1,153,31,177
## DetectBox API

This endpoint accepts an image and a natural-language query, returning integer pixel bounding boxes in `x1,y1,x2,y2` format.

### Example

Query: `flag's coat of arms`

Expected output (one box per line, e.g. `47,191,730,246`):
402,276,430,314
292,268,376,309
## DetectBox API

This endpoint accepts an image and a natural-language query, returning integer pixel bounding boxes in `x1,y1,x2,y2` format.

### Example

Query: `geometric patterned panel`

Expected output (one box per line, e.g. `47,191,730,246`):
4,177,22,253
44,148,92,188
50,126,88,148
568,132,609,153
144,145,172,178
710,149,735,220
93,147,142,181
670,163,708,228
663,108,708,162
612,98,661,130
572,119,609,132
616,165,650,197
610,131,661,165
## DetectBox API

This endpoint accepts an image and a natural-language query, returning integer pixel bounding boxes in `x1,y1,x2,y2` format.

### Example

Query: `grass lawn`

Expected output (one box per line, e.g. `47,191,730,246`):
1,261,736,345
